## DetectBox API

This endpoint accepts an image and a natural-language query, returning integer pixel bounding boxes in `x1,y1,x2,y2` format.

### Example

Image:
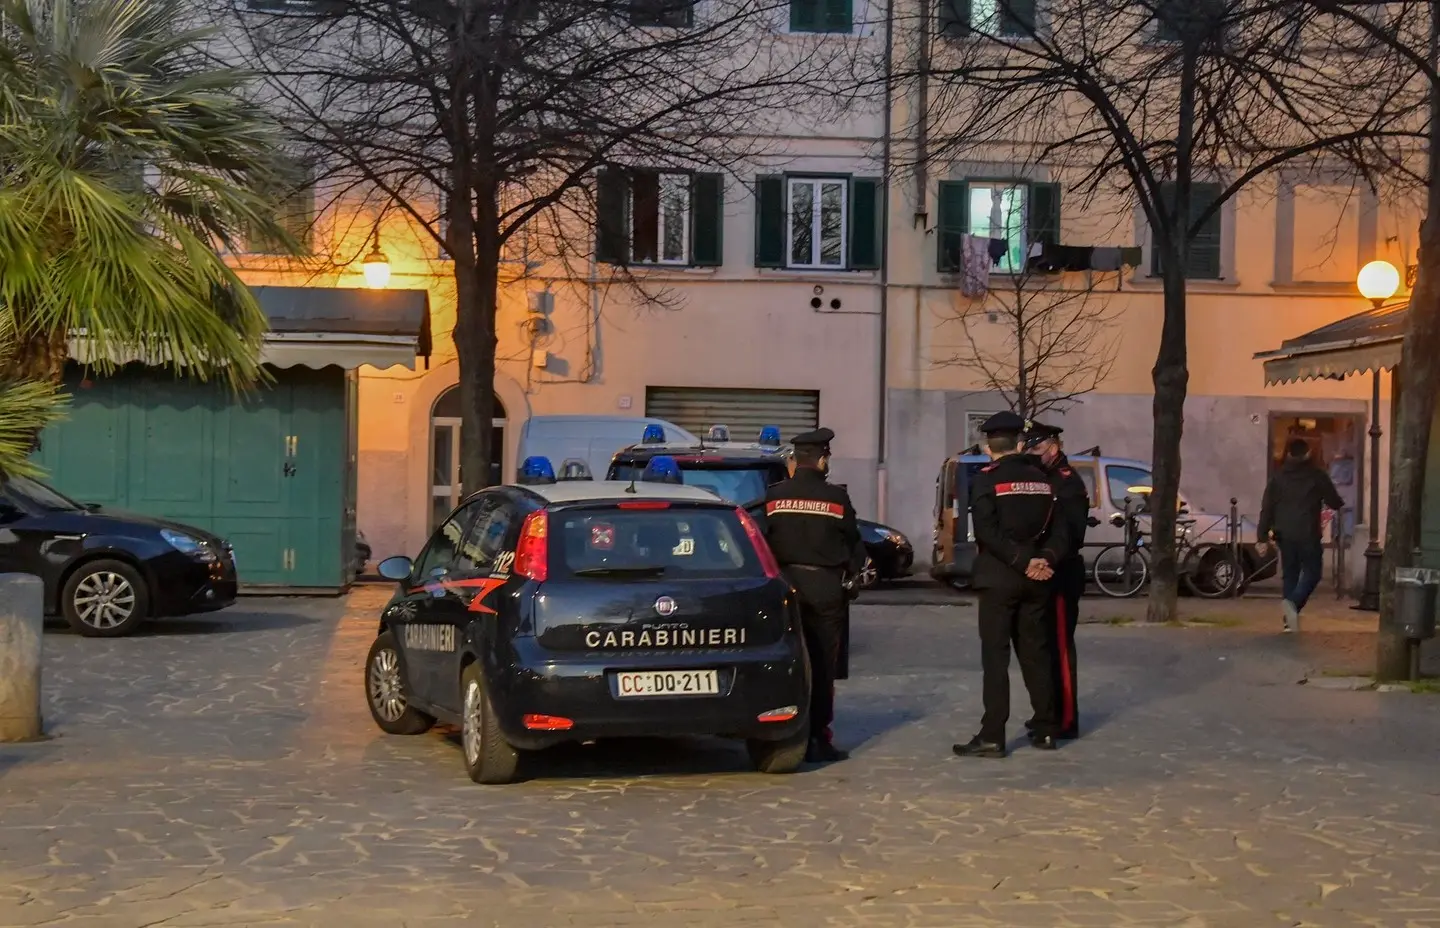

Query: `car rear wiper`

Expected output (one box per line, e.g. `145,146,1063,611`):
571,566,668,577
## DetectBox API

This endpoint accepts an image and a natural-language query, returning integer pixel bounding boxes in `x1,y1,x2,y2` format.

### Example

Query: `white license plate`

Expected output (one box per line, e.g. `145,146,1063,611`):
615,670,719,697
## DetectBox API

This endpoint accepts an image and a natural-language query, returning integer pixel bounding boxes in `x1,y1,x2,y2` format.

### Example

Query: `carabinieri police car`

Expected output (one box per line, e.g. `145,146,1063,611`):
363,455,811,784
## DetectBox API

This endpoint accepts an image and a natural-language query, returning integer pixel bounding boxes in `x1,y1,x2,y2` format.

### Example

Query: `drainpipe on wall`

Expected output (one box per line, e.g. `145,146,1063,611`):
876,0,895,524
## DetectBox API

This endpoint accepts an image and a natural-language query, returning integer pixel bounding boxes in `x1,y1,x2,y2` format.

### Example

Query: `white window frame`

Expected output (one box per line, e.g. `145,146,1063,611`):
967,181,1029,275
629,171,692,266
786,176,848,270
969,0,1032,37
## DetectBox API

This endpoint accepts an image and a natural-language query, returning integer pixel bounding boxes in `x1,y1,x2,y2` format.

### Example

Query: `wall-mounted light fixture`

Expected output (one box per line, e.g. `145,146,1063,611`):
362,232,391,289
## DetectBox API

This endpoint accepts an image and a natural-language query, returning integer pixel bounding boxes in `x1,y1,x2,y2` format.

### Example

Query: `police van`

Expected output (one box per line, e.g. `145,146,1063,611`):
931,448,1273,590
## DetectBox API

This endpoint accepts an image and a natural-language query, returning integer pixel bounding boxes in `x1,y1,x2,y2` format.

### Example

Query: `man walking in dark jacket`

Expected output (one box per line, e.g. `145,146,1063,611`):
1257,439,1346,633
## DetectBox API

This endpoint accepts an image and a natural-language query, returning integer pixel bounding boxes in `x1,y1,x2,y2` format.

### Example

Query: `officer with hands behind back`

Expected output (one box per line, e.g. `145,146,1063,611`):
1023,420,1089,741
953,411,1069,759
762,427,862,764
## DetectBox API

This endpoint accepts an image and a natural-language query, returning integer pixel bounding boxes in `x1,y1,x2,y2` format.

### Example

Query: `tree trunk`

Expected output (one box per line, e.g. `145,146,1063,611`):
451,189,501,499
0,329,69,384
1376,12,1440,681
1146,270,1189,624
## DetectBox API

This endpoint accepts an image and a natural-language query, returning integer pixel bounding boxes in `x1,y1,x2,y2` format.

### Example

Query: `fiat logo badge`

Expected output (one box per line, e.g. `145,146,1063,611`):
654,596,678,617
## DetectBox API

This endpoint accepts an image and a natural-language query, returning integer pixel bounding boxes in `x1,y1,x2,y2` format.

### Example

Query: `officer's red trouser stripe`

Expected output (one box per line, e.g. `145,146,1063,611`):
1055,593,1075,731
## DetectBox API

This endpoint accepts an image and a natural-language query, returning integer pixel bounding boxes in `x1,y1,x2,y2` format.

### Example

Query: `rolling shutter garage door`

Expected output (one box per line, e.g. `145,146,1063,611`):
645,387,819,441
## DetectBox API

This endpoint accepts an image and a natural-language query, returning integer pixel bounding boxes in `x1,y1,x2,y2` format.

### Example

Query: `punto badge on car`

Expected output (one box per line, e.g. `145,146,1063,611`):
654,596,678,617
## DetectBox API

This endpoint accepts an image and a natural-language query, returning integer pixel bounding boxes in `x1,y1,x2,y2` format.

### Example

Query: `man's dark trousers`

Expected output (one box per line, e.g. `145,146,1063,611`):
978,578,1058,744
1279,538,1325,611
786,566,846,741
1052,556,1084,737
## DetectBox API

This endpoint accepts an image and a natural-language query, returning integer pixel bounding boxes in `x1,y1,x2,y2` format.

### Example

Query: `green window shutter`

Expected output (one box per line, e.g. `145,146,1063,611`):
754,175,786,268
1151,181,1223,279
822,0,852,32
789,0,818,31
936,180,969,273
847,177,883,271
690,172,724,267
595,169,629,265
1151,180,1174,276
938,0,969,36
1027,181,1060,250
1000,0,1036,34
1187,182,1223,279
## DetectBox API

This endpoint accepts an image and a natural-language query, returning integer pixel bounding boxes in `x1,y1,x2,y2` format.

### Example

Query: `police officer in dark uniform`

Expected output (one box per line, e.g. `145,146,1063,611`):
1023,420,1089,740
762,427,863,764
953,411,1069,759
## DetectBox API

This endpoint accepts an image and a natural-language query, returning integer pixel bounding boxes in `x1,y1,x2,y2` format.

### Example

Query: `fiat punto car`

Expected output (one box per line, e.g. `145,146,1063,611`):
363,467,811,784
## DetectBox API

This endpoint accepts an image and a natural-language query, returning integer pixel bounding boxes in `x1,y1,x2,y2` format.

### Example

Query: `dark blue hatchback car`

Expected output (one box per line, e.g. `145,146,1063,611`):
0,474,237,637
364,473,811,784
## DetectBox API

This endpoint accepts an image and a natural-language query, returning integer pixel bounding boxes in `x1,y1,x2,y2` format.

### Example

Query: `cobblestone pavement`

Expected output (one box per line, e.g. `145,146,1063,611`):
3,589,1440,928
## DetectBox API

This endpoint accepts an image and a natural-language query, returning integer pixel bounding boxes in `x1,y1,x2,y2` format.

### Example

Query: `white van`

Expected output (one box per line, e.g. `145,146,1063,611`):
516,415,697,480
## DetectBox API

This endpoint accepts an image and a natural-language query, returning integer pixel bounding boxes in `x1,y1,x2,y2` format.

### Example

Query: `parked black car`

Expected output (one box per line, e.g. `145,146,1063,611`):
364,474,811,784
0,474,237,637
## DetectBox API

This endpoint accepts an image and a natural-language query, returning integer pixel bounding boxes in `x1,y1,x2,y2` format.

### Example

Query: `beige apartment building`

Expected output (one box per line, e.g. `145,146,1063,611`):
221,4,1406,574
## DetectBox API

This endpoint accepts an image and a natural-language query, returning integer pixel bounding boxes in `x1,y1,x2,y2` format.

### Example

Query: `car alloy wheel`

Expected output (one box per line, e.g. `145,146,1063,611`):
73,571,136,631
368,646,408,723
363,632,434,735
463,678,485,766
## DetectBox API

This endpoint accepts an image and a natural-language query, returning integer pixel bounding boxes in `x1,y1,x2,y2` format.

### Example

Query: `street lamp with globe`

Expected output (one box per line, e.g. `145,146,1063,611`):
1354,259,1401,610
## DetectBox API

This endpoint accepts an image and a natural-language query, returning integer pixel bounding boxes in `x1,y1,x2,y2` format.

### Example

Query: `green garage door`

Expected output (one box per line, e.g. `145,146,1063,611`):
34,365,347,590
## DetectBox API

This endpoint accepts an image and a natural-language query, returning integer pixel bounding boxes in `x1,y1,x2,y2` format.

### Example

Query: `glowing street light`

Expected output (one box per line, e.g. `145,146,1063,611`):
1356,260,1400,308
362,235,391,289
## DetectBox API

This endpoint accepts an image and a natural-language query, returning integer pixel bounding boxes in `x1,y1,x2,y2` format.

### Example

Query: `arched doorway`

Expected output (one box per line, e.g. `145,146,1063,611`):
430,388,506,530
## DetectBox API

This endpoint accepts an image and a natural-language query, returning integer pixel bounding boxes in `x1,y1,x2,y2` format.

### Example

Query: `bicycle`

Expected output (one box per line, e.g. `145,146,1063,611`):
1090,498,1224,598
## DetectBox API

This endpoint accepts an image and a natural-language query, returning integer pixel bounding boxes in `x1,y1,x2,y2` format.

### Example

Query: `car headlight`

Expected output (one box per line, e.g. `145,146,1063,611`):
161,529,215,559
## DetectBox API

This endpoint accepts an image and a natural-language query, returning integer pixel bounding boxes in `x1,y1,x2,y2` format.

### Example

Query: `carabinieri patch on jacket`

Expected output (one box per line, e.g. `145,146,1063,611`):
994,481,1052,496
766,499,845,518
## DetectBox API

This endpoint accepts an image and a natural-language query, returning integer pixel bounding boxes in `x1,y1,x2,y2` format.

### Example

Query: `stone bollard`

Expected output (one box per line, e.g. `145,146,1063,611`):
0,573,44,742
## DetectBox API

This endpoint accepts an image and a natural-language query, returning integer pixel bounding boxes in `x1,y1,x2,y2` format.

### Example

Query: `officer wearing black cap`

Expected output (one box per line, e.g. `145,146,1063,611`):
1023,420,1089,740
762,427,863,764
953,411,1069,759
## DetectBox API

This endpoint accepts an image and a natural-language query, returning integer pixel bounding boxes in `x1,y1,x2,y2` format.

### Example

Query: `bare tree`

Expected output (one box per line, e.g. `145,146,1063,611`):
939,267,1120,420
208,0,861,489
901,0,1420,621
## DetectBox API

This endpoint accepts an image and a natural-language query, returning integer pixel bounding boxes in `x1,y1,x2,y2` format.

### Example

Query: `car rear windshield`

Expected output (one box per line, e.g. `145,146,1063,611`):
551,506,766,579
609,464,773,506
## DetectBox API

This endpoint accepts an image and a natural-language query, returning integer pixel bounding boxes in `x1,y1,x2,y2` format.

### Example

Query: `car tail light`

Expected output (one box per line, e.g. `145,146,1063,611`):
523,714,573,730
757,706,798,723
617,500,670,510
735,507,781,579
515,511,549,582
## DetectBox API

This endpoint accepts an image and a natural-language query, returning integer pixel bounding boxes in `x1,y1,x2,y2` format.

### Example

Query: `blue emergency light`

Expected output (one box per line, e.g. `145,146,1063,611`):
758,425,782,448
706,424,730,442
641,424,666,444
518,455,556,485
641,455,683,484
559,458,593,481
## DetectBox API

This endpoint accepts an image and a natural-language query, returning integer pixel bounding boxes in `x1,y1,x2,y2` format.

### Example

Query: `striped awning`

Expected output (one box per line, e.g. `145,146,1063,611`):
1255,302,1406,385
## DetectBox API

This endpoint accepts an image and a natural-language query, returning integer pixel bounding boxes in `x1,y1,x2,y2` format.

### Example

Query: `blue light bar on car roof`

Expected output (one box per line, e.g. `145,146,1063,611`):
707,424,730,442
641,424,666,444
518,455,556,485
758,425,782,448
641,455,683,484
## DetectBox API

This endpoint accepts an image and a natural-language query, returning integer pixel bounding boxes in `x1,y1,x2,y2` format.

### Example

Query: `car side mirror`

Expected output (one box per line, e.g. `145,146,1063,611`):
83,502,101,512
1086,516,1101,528
377,556,414,582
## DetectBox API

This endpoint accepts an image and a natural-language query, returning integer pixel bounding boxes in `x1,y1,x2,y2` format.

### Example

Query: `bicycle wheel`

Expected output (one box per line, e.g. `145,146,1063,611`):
1184,544,1242,599
1092,544,1149,598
